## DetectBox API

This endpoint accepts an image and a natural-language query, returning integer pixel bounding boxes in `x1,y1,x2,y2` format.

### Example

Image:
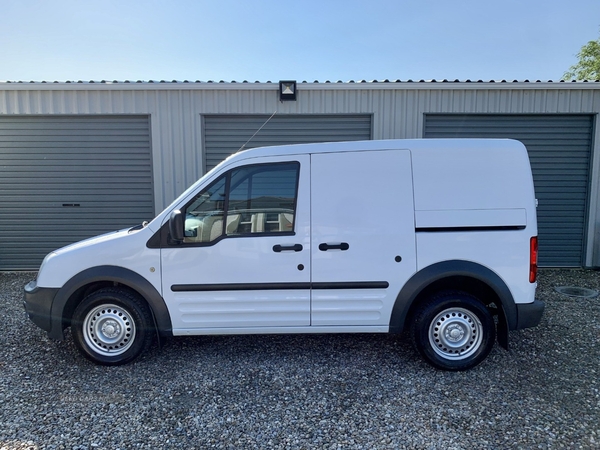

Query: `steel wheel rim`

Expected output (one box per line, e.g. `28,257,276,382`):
82,304,136,356
428,307,483,360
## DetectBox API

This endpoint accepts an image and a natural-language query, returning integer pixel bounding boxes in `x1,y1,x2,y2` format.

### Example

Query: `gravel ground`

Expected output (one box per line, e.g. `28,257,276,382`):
1,270,599,449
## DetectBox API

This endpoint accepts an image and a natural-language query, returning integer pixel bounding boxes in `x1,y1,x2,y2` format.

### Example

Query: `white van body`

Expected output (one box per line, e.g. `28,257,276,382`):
24,139,543,370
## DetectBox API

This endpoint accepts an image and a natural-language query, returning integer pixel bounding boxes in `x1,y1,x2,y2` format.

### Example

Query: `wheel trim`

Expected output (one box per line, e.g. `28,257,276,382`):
82,304,136,356
428,307,484,361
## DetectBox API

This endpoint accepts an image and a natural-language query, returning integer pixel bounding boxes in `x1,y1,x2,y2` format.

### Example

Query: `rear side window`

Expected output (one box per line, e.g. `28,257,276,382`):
182,162,299,244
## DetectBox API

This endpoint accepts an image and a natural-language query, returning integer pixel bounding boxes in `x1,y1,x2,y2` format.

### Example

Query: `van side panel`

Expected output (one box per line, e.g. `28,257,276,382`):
411,140,535,213
415,231,536,305
410,139,537,307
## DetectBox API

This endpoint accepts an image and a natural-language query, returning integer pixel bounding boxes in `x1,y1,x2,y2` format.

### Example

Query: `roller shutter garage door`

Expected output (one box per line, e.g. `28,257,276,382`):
0,116,153,270
424,114,593,267
203,114,372,171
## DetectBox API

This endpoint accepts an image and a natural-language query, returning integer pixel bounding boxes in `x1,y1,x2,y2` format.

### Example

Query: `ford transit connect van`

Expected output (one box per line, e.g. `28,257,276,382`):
24,139,544,370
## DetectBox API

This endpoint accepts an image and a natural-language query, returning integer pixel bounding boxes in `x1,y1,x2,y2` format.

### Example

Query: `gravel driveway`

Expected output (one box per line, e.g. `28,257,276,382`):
1,269,599,449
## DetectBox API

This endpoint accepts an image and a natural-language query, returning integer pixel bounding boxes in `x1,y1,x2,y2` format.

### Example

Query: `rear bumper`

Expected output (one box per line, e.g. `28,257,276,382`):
23,281,60,336
515,299,545,330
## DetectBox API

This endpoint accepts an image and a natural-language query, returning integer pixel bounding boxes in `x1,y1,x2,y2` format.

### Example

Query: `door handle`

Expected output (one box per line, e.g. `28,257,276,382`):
273,244,303,253
318,242,349,251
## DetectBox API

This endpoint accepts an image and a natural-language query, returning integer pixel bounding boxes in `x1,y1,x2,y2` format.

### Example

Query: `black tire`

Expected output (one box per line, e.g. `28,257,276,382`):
411,291,496,371
71,288,154,365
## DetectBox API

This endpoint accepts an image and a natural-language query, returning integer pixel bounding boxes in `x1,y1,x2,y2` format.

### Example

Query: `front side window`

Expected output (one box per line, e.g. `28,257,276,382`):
183,176,227,243
182,162,299,244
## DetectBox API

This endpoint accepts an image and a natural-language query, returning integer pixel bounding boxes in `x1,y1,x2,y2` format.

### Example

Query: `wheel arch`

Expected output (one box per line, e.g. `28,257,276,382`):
48,265,172,340
389,260,516,348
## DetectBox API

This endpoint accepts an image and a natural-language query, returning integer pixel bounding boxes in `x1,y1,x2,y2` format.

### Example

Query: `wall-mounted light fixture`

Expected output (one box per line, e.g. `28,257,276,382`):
279,80,297,101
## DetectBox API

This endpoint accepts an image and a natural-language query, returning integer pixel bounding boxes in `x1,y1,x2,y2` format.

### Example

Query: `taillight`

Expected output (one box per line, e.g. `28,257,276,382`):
529,236,538,283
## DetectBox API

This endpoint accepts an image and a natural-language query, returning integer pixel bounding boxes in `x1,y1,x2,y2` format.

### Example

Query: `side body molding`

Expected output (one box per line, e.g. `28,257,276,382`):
48,265,172,340
389,260,517,335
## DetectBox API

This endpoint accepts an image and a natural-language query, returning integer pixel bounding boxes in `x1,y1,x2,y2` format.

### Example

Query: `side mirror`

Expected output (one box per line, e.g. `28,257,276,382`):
169,210,184,243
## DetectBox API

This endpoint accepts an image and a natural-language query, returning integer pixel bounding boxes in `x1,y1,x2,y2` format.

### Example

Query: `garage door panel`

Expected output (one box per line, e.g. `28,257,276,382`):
1,176,151,184
0,134,149,143
425,114,593,267
534,168,589,175
0,115,153,270
203,114,372,172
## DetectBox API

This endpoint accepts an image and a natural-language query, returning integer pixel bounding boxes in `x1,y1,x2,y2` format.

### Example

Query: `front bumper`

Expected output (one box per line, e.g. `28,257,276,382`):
515,299,545,330
23,281,59,335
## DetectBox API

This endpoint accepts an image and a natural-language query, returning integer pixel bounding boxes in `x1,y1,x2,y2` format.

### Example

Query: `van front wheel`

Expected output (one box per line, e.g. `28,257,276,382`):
72,288,154,365
412,292,495,371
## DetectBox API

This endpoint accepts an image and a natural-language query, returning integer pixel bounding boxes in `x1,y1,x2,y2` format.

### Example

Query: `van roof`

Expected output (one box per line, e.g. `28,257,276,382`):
225,138,524,164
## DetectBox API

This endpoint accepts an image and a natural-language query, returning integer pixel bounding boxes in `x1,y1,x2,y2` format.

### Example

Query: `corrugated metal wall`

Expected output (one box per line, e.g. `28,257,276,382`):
1,82,600,265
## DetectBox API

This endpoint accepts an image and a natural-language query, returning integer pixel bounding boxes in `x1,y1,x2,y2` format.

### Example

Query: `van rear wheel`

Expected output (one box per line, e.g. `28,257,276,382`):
72,288,154,365
412,292,495,371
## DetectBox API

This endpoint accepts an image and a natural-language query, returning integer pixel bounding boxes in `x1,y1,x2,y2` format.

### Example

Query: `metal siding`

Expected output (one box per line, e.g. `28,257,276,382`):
0,115,153,270
423,114,594,267
203,114,372,171
1,83,600,265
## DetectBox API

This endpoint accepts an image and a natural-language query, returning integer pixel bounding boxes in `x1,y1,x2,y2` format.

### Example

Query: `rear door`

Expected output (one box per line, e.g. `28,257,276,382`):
310,150,417,326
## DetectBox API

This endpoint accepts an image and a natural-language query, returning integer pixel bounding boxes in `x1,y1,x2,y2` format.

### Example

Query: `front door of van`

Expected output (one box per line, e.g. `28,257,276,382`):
161,155,311,333
310,150,417,326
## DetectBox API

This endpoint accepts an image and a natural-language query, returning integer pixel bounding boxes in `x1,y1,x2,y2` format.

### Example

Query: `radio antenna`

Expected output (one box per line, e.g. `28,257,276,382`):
237,110,277,152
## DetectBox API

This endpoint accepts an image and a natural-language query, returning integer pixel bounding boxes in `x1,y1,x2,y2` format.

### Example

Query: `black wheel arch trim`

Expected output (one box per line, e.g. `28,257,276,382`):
48,265,172,340
389,260,517,337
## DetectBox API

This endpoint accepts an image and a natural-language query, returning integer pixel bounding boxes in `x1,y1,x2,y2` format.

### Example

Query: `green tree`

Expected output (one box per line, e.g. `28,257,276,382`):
563,34,600,80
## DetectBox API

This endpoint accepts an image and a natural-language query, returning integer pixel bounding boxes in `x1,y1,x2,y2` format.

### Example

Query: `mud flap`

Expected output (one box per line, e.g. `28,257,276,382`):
497,311,509,350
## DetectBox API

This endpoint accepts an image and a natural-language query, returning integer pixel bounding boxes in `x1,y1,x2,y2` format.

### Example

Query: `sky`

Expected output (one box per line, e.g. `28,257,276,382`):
1,0,599,83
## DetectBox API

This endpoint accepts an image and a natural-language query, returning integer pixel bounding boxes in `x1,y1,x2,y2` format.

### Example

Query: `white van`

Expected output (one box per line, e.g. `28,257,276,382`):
24,139,544,370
